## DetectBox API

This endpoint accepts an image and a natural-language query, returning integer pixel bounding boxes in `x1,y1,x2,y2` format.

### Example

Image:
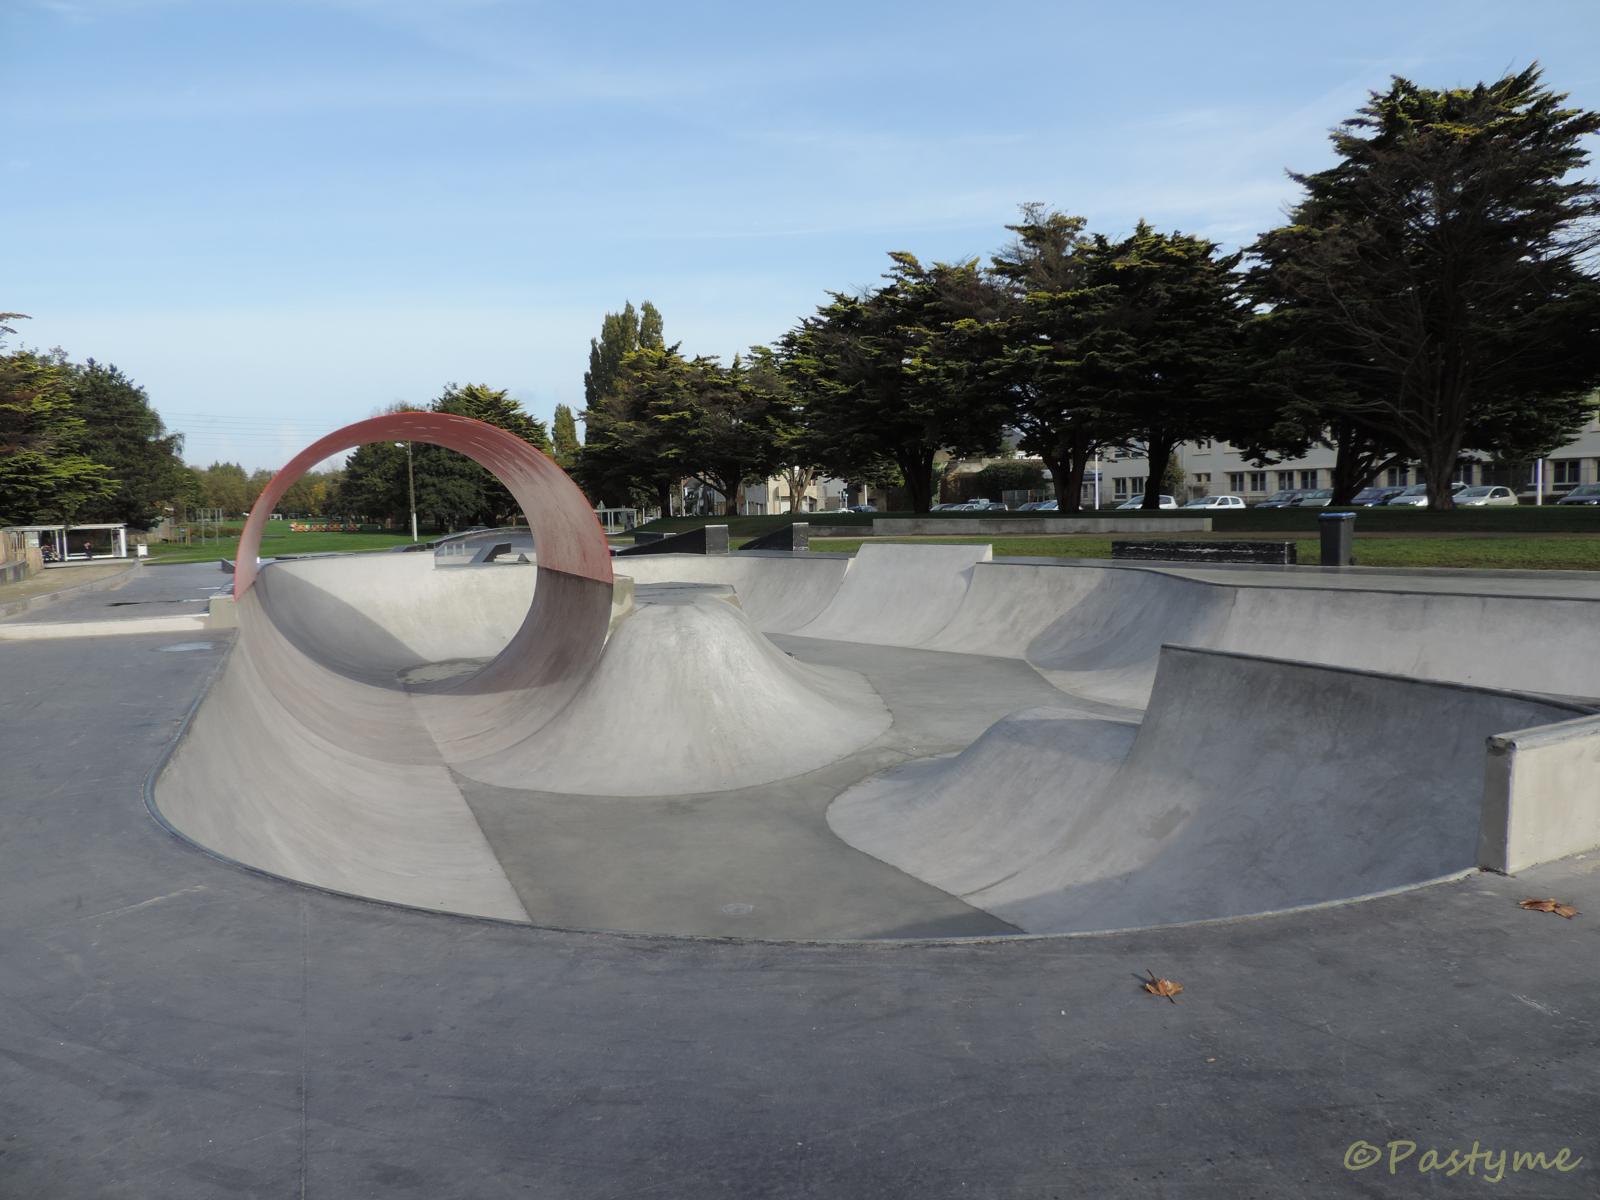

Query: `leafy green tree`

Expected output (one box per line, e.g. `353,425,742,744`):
782,253,1012,512
1250,65,1600,508
194,461,254,515
0,318,116,524
646,354,784,514
744,345,832,513
577,345,693,513
551,403,580,470
68,359,189,529
1051,224,1246,509
989,205,1123,511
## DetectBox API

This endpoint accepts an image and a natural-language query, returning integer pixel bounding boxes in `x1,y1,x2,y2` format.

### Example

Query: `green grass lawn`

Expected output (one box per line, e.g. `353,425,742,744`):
147,529,421,563
810,533,1600,571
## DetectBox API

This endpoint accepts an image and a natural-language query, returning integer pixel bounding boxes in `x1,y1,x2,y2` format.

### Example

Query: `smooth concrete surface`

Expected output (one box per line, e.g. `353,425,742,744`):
3,626,1600,1196
1482,712,1600,873
829,646,1588,932
794,541,993,646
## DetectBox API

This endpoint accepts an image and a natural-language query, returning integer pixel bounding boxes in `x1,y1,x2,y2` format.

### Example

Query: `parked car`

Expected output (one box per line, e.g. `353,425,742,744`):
847,504,877,513
1384,482,1468,507
1558,483,1600,506
1181,494,1246,510
1034,500,1058,512
1014,500,1056,511
1349,486,1407,506
1455,485,1519,507
1254,490,1306,508
930,502,961,511
1114,494,1178,510
1291,489,1334,507
958,499,1008,511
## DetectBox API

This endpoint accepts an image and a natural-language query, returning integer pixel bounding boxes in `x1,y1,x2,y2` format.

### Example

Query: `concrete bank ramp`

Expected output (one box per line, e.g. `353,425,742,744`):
829,645,1589,933
443,589,891,796
794,543,992,646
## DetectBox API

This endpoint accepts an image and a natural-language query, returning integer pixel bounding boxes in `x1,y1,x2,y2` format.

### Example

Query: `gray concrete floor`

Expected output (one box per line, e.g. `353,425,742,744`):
2,618,1598,1196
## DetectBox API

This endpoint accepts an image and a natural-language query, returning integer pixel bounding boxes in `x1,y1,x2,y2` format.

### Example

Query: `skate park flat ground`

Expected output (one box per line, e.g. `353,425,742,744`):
3,554,1600,1195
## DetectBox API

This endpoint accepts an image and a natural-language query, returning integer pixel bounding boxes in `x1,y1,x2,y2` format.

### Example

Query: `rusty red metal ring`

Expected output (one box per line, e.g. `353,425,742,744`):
233,412,613,597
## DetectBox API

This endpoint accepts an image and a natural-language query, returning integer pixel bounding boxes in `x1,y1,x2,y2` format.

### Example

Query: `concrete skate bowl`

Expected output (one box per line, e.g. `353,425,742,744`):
153,490,1600,940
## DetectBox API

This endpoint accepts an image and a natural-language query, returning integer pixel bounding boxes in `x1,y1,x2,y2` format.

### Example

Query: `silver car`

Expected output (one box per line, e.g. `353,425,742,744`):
1455,485,1519,507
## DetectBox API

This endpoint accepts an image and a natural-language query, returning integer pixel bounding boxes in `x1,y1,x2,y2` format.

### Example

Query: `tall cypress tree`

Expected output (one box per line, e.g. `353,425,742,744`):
551,403,580,469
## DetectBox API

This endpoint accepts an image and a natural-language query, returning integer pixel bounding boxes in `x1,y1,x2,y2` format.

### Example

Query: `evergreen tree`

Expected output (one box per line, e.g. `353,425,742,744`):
989,205,1119,511
0,316,115,524
551,403,580,469
781,253,1012,512
1250,65,1600,508
68,359,189,529
1045,224,1246,510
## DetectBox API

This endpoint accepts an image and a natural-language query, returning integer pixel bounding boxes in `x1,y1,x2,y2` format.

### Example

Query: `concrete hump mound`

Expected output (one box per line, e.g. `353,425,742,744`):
794,542,992,646
449,590,892,796
830,645,1589,934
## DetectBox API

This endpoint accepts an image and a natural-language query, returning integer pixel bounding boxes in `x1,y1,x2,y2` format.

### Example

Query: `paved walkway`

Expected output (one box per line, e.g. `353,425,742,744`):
0,598,1596,1196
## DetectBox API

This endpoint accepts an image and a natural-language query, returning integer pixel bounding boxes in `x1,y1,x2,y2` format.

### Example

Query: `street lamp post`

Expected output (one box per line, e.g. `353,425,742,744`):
396,442,418,541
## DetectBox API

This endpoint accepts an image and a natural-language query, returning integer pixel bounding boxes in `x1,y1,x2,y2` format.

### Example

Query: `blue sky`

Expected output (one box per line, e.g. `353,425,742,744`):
6,0,1598,470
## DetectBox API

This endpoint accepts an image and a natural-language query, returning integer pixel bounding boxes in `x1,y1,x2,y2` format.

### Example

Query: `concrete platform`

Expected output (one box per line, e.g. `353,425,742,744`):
0,623,1597,1196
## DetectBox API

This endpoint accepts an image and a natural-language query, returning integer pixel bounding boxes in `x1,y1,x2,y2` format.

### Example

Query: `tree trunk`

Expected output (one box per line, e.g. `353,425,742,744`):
1423,443,1462,511
1143,440,1173,510
655,480,671,518
1061,451,1089,514
896,448,937,513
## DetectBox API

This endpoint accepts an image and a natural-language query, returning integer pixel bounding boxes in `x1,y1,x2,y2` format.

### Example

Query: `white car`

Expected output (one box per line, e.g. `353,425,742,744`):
1115,494,1178,510
1455,485,1519,507
1181,495,1246,510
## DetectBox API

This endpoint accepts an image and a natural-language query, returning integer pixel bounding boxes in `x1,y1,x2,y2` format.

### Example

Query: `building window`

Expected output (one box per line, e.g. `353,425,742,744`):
1385,466,1409,487
1248,471,1267,493
1194,473,1210,485
1554,459,1582,485
1114,477,1129,498
1276,470,1295,490
1454,462,1476,485
1193,440,1212,453
1228,472,1246,493
1298,469,1319,490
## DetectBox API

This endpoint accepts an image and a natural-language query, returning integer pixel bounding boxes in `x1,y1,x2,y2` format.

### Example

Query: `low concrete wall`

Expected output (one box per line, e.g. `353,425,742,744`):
1481,713,1600,874
872,517,1212,536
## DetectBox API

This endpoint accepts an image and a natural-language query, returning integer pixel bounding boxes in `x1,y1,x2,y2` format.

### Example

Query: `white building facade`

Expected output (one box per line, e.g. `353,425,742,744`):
1101,415,1600,504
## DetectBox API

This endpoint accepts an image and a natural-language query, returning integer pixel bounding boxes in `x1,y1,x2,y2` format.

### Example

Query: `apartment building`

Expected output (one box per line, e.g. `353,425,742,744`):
1102,415,1600,503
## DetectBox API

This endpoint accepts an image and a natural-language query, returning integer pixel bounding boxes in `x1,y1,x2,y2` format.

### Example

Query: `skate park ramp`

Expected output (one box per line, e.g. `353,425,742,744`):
433,586,891,796
828,644,1591,933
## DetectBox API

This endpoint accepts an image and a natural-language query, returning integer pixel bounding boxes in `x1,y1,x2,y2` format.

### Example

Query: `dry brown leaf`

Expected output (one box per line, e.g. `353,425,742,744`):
1519,898,1580,919
1142,969,1183,1003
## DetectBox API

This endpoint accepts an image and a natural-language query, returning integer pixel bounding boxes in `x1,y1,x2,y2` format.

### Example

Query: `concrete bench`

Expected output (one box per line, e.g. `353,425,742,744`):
1112,540,1297,566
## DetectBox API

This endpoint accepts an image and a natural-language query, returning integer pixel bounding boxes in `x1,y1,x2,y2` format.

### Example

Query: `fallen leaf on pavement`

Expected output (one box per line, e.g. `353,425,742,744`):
1143,970,1183,1003
1519,898,1580,919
